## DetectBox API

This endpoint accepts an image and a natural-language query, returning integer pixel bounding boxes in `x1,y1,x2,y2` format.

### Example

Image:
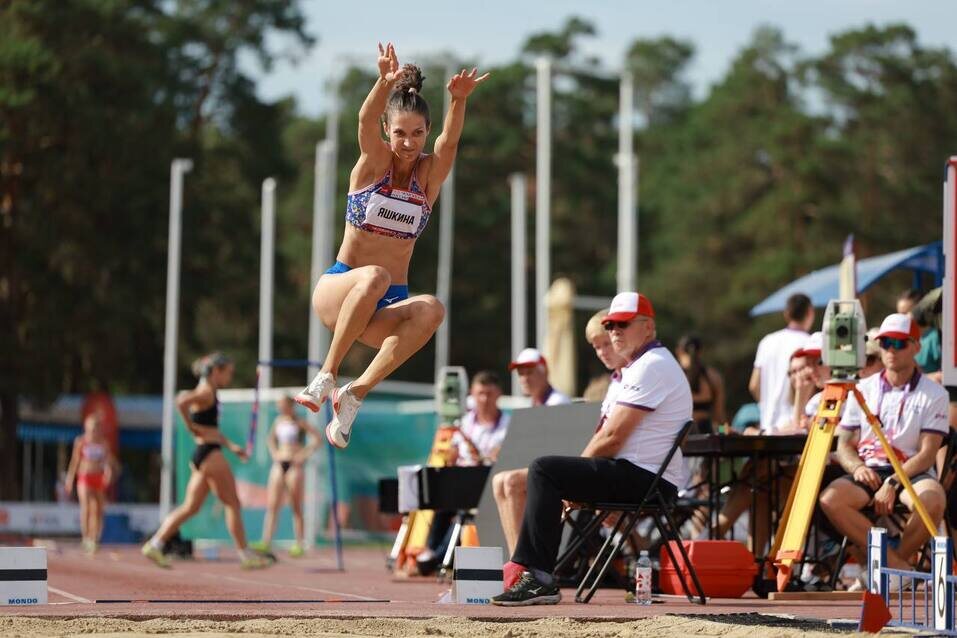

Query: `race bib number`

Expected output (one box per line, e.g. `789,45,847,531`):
364,187,425,236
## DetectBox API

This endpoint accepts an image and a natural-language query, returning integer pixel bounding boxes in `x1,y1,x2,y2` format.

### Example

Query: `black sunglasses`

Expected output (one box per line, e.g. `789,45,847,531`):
602,320,632,331
879,337,910,351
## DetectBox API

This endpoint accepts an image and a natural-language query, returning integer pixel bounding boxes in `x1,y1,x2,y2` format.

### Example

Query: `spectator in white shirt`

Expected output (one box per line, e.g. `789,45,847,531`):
510,348,571,407
492,292,692,606
415,371,509,576
820,313,948,574
493,310,625,587
750,293,815,434
453,370,510,466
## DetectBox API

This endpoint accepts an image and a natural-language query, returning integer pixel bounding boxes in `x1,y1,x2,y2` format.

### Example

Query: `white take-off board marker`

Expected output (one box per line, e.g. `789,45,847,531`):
453,546,503,604
0,547,47,606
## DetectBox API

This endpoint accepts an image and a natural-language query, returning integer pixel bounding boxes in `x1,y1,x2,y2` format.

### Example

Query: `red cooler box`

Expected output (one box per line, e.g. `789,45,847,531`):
659,540,756,598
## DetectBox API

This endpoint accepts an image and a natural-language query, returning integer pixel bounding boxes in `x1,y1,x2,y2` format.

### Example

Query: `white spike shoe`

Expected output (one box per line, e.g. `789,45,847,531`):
295,371,335,413
326,382,362,449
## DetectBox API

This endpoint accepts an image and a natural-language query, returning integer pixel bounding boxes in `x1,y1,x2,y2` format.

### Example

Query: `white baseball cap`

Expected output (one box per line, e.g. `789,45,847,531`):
509,347,548,371
793,331,823,359
604,291,655,323
876,313,921,341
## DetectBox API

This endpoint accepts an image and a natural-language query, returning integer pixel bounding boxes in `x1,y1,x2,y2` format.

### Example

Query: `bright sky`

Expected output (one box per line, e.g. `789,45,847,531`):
245,0,954,117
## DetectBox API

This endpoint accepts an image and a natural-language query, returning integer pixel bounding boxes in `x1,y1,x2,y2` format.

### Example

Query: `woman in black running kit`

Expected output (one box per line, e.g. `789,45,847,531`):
142,353,270,570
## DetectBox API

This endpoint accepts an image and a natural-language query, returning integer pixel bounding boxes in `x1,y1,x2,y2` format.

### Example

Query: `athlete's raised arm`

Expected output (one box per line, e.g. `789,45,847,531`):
357,42,400,161
427,67,489,203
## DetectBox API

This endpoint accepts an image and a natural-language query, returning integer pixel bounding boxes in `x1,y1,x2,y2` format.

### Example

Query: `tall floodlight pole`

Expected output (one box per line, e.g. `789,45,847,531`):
160,158,193,519
510,173,527,395
305,118,337,551
258,178,277,389
617,71,637,292
308,142,337,376
535,56,552,349
434,64,457,380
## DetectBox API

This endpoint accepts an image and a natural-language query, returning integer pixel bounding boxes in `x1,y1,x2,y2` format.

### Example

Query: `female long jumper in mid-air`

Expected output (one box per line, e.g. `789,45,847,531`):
295,43,489,448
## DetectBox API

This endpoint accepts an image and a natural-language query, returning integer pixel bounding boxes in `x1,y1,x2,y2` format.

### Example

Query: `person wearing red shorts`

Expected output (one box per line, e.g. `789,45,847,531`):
65,414,118,554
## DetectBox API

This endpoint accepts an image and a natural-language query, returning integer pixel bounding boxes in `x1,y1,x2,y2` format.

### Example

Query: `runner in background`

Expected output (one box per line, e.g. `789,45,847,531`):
255,396,322,558
65,413,118,554
143,353,271,570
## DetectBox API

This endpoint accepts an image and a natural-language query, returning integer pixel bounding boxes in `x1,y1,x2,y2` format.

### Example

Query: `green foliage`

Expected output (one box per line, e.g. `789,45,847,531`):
0,0,311,497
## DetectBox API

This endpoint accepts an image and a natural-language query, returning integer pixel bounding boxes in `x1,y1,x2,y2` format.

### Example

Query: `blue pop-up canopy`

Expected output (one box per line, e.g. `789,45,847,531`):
750,242,943,317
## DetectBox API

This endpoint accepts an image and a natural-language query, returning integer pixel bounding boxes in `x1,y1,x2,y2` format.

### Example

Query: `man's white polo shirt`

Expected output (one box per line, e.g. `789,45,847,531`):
838,370,949,467
536,385,571,406
606,340,693,488
598,371,623,426
455,409,510,466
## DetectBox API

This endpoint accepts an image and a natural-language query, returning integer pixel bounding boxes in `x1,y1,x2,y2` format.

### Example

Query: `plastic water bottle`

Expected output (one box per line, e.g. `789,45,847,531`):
635,550,653,605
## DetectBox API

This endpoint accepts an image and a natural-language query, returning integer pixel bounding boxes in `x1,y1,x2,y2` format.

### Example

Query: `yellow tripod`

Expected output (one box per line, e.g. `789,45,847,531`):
769,380,938,591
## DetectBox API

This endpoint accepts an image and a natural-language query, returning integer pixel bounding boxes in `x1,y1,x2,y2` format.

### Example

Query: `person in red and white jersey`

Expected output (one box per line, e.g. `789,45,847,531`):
65,413,118,555
749,293,815,434
493,292,692,606
509,348,571,407
820,313,948,572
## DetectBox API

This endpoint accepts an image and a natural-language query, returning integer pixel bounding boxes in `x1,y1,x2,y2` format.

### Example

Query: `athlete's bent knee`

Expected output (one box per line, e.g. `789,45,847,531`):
504,471,526,497
359,266,391,296
416,295,445,329
492,472,507,498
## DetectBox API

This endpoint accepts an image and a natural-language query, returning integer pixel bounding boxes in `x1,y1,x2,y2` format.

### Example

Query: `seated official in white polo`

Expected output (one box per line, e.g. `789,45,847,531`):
491,291,692,606
820,313,948,582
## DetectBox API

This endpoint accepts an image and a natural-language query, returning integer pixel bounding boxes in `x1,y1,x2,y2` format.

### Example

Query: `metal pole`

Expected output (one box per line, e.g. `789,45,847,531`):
305,140,336,552
305,79,339,551
434,64,456,380
535,56,552,349
258,178,276,389
634,155,640,287
616,71,637,293
510,173,527,395
160,158,192,519
311,82,339,368
308,141,337,378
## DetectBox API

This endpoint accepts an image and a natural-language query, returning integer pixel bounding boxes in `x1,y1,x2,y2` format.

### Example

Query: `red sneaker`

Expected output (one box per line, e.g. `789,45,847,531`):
503,560,525,590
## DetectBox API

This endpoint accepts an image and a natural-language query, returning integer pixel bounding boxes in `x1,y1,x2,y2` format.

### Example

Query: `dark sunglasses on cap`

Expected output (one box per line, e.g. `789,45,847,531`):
879,336,910,350
602,320,632,331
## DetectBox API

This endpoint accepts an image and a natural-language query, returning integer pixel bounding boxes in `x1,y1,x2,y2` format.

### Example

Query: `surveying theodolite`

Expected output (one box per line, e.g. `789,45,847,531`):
768,300,939,591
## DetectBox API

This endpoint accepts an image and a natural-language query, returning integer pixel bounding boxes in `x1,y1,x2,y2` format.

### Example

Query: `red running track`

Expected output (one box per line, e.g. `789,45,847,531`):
3,544,863,621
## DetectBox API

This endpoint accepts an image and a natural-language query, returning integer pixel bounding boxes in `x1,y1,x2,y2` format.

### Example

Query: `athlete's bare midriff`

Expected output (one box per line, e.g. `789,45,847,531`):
336,224,415,284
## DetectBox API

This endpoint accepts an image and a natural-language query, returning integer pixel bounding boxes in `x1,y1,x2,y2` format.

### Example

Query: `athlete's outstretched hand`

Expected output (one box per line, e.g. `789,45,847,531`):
447,67,490,99
377,42,400,82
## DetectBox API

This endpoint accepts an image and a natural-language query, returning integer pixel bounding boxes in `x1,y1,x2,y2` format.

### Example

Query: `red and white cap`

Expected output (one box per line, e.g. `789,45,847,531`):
509,347,548,371
792,331,823,359
604,291,655,323
876,313,921,341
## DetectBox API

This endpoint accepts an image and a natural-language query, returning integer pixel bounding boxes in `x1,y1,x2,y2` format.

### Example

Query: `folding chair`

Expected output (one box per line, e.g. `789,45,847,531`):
571,420,707,604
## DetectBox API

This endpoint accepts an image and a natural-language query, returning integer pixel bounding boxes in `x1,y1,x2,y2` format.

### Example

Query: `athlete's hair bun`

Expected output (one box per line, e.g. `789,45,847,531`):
395,64,424,94
386,64,430,127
